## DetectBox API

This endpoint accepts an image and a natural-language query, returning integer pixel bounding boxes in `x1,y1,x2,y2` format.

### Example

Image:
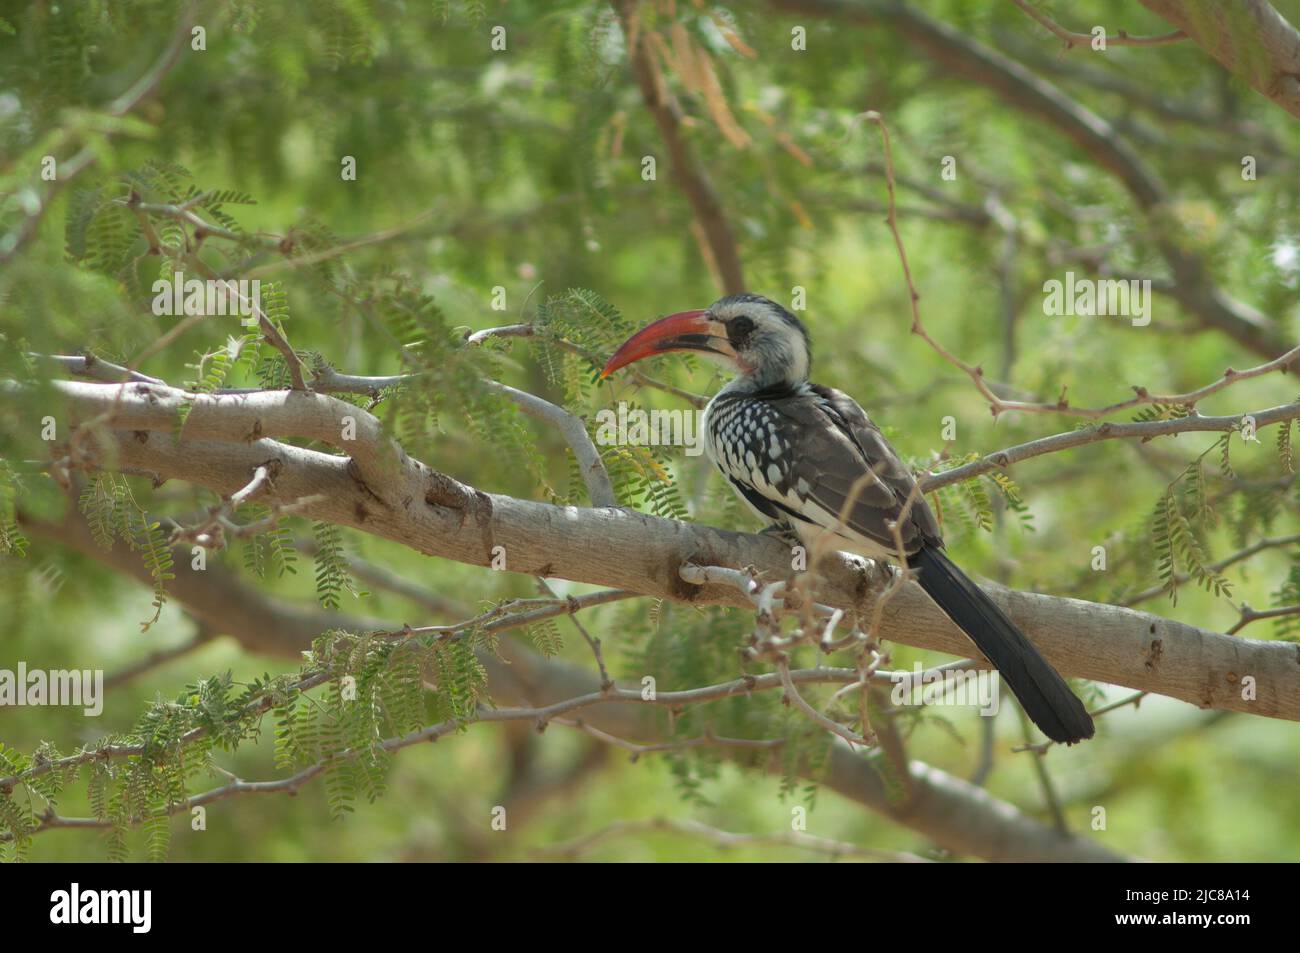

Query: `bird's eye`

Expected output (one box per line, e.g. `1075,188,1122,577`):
728,315,755,344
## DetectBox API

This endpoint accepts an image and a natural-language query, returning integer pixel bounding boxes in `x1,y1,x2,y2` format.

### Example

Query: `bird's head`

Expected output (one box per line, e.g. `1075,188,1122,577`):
600,293,810,390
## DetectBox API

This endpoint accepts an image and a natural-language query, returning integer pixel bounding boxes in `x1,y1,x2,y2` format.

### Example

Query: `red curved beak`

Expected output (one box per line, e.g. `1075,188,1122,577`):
600,309,725,379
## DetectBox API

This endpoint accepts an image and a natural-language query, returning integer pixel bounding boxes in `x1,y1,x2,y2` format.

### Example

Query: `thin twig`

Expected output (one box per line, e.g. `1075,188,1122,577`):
1228,603,1300,635
185,256,307,389
1121,534,1300,606
778,659,875,748
537,578,613,690
1011,0,1187,49
1016,702,1069,834
860,109,1297,419
169,464,275,548
922,401,1300,492
0,663,871,797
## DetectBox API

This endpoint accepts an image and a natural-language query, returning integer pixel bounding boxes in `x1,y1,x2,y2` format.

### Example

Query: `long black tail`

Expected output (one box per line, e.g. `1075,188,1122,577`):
908,545,1094,744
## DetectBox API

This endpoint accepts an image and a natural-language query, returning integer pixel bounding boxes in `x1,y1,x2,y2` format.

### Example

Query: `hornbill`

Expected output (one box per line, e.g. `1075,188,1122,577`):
601,293,1094,745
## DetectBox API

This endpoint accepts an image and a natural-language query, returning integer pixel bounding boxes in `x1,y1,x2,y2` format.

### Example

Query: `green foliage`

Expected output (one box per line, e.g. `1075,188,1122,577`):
315,0,380,71
238,504,298,579
959,474,994,534
603,440,691,519
526,616,564,657
312,520,361,610
0,462,29,557
1151,476,1232,606
929,456,1034,541
177,333,261,431
353,276,549,496
1271,556,1300,642
77,473,175,628
986,471,1035,533
0,625,503,858
1131,403,1192,424
534,288,636,405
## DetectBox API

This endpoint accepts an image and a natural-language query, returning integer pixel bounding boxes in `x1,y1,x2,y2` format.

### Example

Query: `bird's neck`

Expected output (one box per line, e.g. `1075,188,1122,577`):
719,370,809,399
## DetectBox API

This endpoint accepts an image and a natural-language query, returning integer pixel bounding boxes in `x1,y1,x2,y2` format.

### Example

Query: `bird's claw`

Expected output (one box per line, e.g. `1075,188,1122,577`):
863,557,895,588
758,522,801,546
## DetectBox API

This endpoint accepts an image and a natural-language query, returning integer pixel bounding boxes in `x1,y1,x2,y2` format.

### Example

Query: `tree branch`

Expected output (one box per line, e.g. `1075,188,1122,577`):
923,400,1300,491
1011,0,1187,50
613,0,747,294
1121,533,1300,607
1138,0,1300,119
34,375,1300,723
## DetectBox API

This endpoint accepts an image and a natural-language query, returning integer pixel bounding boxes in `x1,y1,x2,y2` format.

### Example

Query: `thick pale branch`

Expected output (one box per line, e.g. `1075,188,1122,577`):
58,408,1300,723
38,378,413,495
25,377,1300,721
1138,0,1300,119
37,354,166,386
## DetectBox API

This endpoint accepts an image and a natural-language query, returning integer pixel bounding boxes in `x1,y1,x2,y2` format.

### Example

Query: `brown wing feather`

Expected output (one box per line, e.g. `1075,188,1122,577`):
766,384,942,556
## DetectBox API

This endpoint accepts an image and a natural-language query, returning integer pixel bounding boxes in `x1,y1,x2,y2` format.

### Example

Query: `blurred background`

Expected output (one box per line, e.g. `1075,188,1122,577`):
1,0,1299,861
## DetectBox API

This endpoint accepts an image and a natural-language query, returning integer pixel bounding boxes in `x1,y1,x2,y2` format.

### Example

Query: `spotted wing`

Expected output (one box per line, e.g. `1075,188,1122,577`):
761,384,942,558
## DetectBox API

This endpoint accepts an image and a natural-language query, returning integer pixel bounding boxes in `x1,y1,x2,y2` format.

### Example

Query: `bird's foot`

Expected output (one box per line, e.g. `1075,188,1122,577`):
862,556,897,589
758,522,801,546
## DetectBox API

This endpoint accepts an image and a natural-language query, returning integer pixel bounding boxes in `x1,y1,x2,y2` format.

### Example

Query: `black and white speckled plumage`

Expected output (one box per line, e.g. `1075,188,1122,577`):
705,378,941,561
689,294,1093,745
701,292,939,561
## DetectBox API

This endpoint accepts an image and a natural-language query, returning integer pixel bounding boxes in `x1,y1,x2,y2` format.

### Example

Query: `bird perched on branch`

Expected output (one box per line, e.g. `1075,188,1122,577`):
601,293,1094,744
